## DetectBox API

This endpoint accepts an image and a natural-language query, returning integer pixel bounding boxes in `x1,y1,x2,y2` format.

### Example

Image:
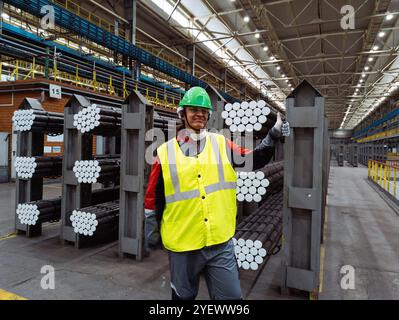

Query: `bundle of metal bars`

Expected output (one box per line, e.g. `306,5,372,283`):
14,156,62,179
258,161,284,192
70,201,119,237
73,158,120,184
236,161,284,202
16,198,61,226
16,187,120,226
12,109,64,133
73,104,121,134
233,191,283,271
221,100,277,133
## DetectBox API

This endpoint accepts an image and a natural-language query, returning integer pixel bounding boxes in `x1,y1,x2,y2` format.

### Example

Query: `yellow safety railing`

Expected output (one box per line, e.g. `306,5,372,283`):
368,160,398,201
52,0,126,39
356,127,399,143
0,58,181,110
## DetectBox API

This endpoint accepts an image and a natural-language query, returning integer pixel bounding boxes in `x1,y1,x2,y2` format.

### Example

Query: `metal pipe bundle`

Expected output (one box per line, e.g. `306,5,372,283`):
222,100,277,133
72,104,121,134
12,109,64,133
16,198,61,226
15,187,120,226
90,187,120,204
236,171,268,203
70,200,119,236
263,171,284,191
236,162,284,202
14,156,62,179
73,159,120,184
259,161,284,177
233,191,283,271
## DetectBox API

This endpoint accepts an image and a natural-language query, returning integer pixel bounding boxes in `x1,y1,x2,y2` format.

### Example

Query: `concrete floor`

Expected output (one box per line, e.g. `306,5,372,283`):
319,162,399,299
0,182,287,300
0,162,398,300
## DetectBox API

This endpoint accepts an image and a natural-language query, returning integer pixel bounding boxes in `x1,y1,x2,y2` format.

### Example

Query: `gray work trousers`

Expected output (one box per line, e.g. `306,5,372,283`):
168,238,242,300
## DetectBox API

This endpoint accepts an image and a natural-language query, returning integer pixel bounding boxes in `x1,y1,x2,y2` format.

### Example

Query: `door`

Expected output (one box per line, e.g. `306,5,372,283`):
0,132,9,183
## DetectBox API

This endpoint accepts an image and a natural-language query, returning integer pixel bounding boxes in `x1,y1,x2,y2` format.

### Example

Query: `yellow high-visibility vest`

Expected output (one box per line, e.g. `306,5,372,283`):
157,132,237,252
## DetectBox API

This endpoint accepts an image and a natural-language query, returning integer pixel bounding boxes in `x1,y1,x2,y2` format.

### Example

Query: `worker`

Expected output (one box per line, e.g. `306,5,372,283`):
144,86,290,300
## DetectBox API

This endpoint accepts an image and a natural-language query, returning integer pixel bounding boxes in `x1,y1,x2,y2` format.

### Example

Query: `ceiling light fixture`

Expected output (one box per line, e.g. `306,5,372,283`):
243,16,250,23
372,45,379,51
254,33,260,39
263,46,268,51
378,31,386,37
386,13,393,21
368,57,374,62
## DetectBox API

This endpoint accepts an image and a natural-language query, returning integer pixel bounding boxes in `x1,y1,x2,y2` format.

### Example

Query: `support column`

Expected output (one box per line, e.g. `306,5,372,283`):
186,44,195,76
124,0,138,79
131,0,136,45
119,91,154,260
239,84,246,101
281,80,328,297
0,1,4,34
206,85,226,131
223,69,227,92
14,99,46,237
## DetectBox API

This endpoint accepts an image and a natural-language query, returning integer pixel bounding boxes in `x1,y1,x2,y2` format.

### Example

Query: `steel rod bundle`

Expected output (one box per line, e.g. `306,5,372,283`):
233,191,283,271
90,187,120,204
72,104,121,134
16,197,61,226
15,187,120,226
12,109,64,133
14,156,62,179
236,162,284,202
260,171,284,192
236,171,269,203
73,159,120,184
259,161,284,177
222,100,277,133
70,200,119,236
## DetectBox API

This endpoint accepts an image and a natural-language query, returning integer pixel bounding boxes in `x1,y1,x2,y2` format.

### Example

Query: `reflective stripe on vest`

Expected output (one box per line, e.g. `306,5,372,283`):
164,133,235,204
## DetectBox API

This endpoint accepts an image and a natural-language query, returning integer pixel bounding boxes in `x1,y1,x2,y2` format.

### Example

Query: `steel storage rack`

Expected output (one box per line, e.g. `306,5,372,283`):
14,98,64,237
60,95,120,248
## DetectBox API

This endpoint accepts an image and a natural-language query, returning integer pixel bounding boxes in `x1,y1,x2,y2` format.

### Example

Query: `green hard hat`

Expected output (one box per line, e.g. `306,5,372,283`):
179,87,213,111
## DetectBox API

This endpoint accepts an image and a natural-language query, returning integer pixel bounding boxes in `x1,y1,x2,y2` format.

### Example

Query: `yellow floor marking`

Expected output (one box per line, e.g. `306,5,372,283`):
319,205,328,293
0,289,27,300
0,233,16,241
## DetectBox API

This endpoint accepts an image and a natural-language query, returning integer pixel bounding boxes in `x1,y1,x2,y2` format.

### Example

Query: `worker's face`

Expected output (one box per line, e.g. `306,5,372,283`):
184,107,209,131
